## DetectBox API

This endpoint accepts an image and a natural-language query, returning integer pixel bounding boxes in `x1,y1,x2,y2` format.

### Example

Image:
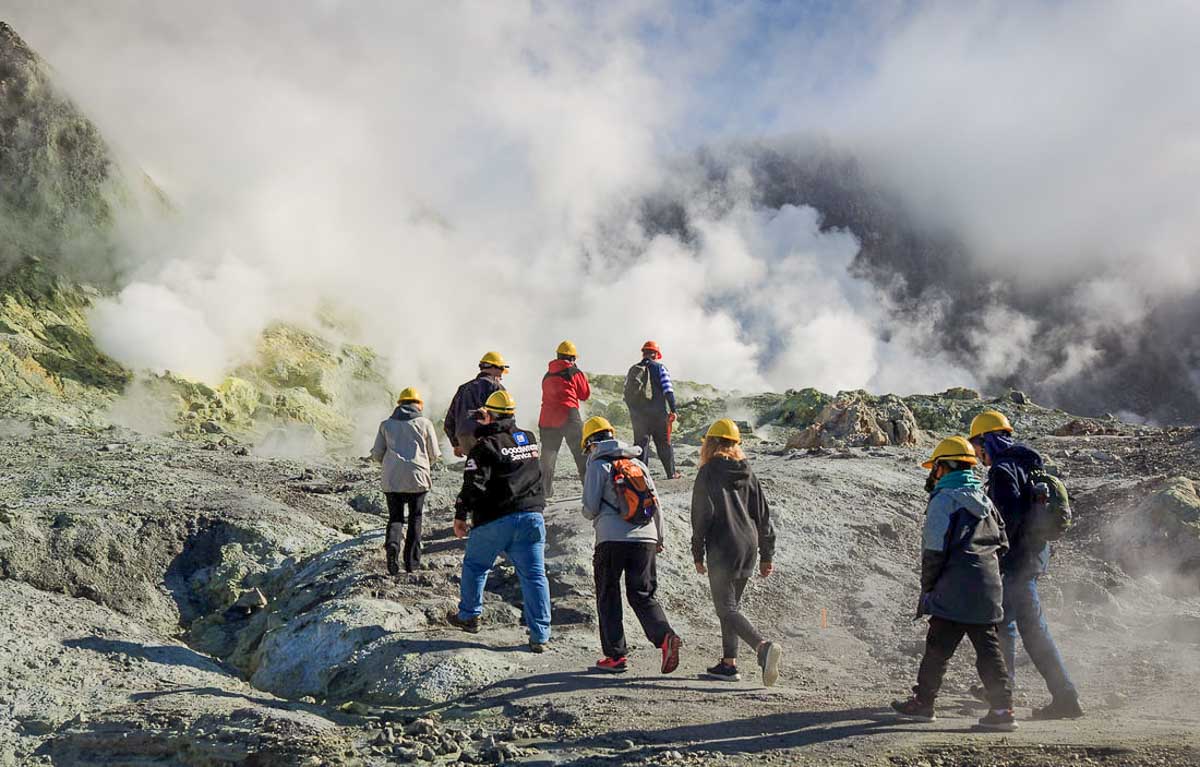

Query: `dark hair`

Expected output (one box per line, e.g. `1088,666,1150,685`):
557,354,575,362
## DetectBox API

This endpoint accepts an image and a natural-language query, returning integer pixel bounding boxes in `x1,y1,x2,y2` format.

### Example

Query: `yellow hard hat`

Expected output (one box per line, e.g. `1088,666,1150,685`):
483,389,516,415
922,436,978,469
581,416,614,450
705,418,741,443
556,340,578,357
969,410,1014,440
479,351,509,369
397,386,422,404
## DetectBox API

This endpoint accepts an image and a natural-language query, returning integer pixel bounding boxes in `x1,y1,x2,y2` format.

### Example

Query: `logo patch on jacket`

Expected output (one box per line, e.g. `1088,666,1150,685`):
514,432,529,446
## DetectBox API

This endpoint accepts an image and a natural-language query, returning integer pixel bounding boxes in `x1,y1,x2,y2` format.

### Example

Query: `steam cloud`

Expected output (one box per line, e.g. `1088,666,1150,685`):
7,1,1199,425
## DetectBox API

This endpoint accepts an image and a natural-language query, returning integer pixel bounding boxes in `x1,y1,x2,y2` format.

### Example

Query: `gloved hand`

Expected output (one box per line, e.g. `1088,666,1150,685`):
668,412,677,424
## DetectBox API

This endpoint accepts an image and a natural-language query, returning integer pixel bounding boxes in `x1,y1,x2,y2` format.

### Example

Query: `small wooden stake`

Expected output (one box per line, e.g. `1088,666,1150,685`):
821,608,828,629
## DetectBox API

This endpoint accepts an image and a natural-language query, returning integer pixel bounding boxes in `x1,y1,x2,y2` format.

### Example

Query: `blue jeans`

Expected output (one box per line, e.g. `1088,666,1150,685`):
457,511,551,644
1001,572,1077,702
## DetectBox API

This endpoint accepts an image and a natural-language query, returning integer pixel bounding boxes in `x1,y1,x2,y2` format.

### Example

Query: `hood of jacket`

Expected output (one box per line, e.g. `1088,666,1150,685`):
391,403,422,421
702,456,752,487
589,438,641,461
993,443,1043,472
546,359,578,375
932,484,993,520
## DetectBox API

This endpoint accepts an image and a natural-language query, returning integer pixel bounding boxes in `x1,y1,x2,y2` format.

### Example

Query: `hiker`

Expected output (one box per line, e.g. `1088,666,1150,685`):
446,390,552,653
623,340,681,479
690,419,781,686
370,387,442,574
538,340,592,498
579,416,682,675
969,410,1083,720
444,351,508,457
891,436,1017,732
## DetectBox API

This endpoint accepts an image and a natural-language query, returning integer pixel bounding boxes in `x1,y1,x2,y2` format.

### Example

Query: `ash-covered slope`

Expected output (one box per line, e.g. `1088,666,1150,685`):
637,141,1200,425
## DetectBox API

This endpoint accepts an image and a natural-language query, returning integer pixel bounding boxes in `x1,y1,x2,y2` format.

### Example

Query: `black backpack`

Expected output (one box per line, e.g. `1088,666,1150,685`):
623,362,654,407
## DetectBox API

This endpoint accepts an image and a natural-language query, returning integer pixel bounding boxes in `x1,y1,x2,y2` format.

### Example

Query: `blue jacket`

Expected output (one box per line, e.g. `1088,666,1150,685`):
921,471,1008,625
443,373,504,448
986,443,1050,576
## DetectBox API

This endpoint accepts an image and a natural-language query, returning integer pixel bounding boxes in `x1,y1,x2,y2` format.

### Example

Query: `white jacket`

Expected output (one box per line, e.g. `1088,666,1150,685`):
370,405,442,493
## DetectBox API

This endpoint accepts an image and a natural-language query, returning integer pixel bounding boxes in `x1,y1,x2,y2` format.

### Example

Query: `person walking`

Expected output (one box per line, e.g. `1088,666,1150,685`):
969,410,1083,720
446,390,552,653
579,416,682,675
444,351,508,457
891,436,1017,732
690,419,781,686
538,340,591,498
623,340,680,479
370,387,441,574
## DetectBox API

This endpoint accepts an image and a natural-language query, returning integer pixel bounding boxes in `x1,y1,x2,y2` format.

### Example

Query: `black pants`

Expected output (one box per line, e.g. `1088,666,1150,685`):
916,617,1013,708
630,410,675,477
709,571,764,659
539,409,585,497
594,541,674,659
385,492,426,572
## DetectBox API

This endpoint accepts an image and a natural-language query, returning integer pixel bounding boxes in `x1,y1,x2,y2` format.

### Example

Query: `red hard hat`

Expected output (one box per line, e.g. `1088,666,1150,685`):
642,340,661,356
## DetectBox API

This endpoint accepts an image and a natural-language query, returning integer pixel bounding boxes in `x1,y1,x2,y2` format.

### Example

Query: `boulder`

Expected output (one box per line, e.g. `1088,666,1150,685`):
786,392,920,450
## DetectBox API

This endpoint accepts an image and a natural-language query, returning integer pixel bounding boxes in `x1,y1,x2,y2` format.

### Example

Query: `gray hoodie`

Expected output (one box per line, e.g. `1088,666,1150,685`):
370,404,442,494
921,480,1009,625
581,439,663,545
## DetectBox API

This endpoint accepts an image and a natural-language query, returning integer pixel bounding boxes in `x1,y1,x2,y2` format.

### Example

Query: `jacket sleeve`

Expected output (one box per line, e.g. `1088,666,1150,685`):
424,420,442,463
920,494,953,591
752,476,776,563
989,464,1025,541
644,466,664,543
370,424,386,463
690,468,712,564
576,371,591,403
455,442,494,521
658,364,677,412
581,459,605,520
444,388,461,448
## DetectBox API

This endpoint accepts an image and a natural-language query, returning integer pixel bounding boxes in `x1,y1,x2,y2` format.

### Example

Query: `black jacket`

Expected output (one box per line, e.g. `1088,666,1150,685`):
454,418,545,528
986,444,1049,576
444,373,504,448
690,457,775,578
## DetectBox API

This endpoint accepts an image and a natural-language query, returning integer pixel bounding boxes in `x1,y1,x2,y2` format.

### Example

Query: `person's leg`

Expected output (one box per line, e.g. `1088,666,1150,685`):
631,411,653,465
914,617,967,705
563,410,586,481
1009,573,1078,702
539,426,564,498
651,416,676,477
709,572,764,660
403,492,426,572
623,542,673,647
507,512,552,645
966,623,1014,709
457,517,507,620
384,492,406,551
593,542,628,659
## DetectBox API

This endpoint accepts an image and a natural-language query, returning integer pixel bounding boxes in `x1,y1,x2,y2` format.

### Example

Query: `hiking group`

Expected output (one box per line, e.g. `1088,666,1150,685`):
369,342,1082,731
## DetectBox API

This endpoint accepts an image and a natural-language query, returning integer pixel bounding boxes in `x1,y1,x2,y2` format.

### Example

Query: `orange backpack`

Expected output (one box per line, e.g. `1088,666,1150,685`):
605,458,658,526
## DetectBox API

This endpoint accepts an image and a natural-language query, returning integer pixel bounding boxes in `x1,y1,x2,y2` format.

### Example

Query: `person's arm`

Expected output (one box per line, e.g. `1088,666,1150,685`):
576,371,591,403
370,425,386,463
920,495,953,593
753,476,776,568
424,420,442,463
690,469,712,568
658,364,677,413
454,442,494,522
444,390,460,449
581,460,605,520
989,464,1024,541
643,466,664,545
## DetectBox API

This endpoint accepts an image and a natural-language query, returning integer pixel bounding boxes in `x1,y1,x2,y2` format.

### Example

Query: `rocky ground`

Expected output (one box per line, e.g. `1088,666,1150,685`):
1,407,1198,766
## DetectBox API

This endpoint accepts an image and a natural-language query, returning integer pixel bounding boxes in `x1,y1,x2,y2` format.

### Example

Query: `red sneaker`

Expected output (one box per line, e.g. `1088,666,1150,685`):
660,632,682,674
596,657,628,673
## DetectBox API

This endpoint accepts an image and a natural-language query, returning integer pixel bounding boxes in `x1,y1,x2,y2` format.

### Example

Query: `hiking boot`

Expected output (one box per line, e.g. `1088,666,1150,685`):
968,684,989,703
976,708,1019,732
669,472,683,480
445,611,481,634
891,696,936,722
660,632,682,674
384,545,400,576
1032,697,1084,720
596,657,628,673
758,641,782,687
704,662,741,682
528,640,548,654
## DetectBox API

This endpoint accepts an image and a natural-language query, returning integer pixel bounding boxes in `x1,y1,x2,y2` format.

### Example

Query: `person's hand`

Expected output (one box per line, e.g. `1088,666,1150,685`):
668,412,677,423
694,561,706,575
453,446,464,458
453,519,470,539
656,543,665,554
759,561,775,578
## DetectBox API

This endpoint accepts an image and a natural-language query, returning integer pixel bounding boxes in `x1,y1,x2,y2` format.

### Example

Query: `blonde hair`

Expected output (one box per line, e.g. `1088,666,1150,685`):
700,436,745,466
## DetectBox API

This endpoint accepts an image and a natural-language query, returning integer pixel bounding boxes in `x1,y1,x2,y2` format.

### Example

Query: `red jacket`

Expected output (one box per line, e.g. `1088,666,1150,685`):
538,360,590,428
